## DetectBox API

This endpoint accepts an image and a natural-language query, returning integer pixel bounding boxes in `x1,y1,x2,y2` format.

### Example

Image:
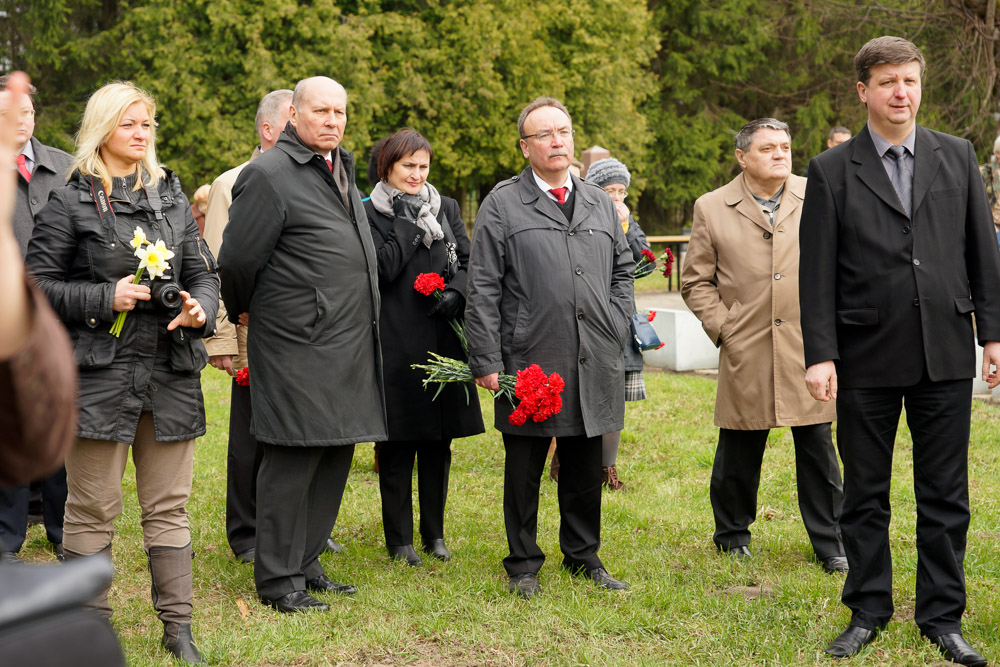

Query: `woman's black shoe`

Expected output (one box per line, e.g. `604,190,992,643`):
387,544,422,567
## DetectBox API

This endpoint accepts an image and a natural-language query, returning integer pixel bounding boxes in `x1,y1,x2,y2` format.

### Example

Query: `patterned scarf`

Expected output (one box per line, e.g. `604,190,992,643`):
369,180,444,248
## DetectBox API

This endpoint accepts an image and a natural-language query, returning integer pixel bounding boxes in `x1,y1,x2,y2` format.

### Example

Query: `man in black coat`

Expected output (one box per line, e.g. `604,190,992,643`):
800,36,1000,665
219,76,387,613
0,74,73,565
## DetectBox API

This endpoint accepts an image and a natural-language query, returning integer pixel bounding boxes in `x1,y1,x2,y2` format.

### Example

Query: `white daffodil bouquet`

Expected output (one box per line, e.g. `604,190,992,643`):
110,227,176,337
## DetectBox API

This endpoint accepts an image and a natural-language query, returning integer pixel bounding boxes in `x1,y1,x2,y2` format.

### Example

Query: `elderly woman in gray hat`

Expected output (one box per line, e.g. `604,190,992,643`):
550,157,653,491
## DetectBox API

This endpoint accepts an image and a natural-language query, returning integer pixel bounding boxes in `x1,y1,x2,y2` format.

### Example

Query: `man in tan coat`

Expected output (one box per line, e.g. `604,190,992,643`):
682,118,847,573
203,89,292,564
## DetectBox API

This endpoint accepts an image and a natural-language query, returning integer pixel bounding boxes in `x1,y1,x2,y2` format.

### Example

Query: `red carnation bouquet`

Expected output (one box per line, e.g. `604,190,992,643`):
411,354,564,426
635,247,673,279
414,272,467,352
236,366,250,387
661,247,675,278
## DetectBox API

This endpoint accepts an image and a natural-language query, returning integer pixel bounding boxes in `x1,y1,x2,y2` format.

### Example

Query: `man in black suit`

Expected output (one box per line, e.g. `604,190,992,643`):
799,37,1000,665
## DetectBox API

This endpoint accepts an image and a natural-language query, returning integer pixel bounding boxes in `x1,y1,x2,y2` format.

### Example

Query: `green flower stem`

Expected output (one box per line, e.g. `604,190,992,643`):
109,267,145,338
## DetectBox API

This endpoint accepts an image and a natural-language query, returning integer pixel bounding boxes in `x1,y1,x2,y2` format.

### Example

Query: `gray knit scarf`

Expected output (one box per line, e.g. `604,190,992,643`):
370,180,444,248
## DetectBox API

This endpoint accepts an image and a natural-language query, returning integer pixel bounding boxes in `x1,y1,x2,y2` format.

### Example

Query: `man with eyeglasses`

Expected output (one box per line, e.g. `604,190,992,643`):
0,74,74,566
465,96,635,599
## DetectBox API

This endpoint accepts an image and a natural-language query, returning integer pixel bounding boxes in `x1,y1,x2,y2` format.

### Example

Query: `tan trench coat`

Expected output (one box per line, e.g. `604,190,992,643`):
682,173,836,430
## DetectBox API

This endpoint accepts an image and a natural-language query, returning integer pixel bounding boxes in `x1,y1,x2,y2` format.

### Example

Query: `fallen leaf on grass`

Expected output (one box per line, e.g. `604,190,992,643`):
236,598,251,618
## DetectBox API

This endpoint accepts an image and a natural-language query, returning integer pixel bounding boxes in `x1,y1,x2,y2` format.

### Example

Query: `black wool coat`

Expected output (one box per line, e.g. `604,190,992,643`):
219,126,387,446
26,168,219,443
364,196,484,442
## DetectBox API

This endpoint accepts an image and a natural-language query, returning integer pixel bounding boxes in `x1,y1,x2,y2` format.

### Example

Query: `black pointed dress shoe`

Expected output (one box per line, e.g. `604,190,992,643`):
717,544,752,560
234,547,255,564
422,538,451,561
306,574,357,595
584,567,628,591
927,633,987,666
387,544,422,567
508,572,541,599
820,556,849,574
260,590,329,613
825,625,877,657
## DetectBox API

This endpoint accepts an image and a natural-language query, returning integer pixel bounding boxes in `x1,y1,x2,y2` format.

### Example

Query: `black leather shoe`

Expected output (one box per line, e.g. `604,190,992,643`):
162,623,203,663
508,572,541,599
820,556,849,574
260,590,329,613
582,567,628,591
325,538,344,554
825,625,877,657
234,547,255,564
927,633,987,666
422,538,451,561
717,544,752,560
388,544,422,567
52,543,65,562
306,574,357,595
0,551,22,564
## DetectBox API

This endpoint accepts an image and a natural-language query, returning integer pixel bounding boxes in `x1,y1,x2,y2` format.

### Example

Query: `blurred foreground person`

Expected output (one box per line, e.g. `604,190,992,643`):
0,70,125,667
26,80,219,663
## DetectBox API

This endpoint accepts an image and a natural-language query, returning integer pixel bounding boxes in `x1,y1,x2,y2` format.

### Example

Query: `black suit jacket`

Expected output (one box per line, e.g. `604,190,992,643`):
799,124,1000,388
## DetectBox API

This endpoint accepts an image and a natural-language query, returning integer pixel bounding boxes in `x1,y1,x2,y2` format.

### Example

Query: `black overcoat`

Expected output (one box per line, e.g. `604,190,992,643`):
26,169,219,443
800,124,1000,387
364,196,484,441
219,126,387,446
465,168,635,438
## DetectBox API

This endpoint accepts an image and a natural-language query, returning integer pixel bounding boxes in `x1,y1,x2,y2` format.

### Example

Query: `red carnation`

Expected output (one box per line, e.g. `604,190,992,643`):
662,248,675,278
414,272,446,296
640,248,656,263
507,365,564,426
509,408,528,426
236,366,250,387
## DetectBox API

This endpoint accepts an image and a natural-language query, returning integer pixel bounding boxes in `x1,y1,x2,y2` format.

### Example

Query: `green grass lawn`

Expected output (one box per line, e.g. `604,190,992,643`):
17,367,1000,666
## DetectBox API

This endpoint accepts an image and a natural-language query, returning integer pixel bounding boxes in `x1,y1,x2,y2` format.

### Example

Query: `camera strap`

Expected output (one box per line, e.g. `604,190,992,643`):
89,173,163,233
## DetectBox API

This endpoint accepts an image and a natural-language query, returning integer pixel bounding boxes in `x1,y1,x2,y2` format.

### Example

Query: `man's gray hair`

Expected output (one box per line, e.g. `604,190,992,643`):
735,118,790,152
993,135,1000,155
829,125,851,140
255,89,293,135
517,96,571,139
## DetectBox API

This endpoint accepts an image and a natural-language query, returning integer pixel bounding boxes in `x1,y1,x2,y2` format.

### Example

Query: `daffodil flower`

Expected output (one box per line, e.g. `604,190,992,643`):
135,240,175,279
130,227,149,249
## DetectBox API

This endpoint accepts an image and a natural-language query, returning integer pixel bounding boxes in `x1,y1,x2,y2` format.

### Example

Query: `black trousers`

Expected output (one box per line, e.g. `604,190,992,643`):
253,443,354,599
837,378,971,636
502,433,603,577
377,439,451,547
0,467,67,552
710,424,844,558
225,381,262,556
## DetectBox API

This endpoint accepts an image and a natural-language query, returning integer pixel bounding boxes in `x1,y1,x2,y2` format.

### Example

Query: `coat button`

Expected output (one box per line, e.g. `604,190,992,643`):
913,298,920,307
579,357,586,364
88,318,97,326
913,259,920,266
774,318,782,326
575,267,583,275
30,197,38,205
763,231,771,239
774,273,781,280
577,313,584,320
903,226,910,234
569,231,575,236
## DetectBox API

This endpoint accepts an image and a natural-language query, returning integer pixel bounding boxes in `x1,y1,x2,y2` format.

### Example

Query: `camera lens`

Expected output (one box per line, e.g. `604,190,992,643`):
157,283,182,310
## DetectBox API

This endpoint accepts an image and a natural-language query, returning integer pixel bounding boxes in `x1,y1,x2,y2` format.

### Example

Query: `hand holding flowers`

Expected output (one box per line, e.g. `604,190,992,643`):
414,272,467,353
110,227,181,337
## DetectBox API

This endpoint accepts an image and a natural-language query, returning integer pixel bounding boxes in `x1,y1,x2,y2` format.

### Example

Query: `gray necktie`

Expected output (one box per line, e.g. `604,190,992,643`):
886,145,912,217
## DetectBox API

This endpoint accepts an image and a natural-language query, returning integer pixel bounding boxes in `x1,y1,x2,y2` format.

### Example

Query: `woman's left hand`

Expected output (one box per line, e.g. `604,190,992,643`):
166,291,207,331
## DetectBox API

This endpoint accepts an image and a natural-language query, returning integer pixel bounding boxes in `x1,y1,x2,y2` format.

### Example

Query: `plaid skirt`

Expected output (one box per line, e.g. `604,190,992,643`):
625,370,647,402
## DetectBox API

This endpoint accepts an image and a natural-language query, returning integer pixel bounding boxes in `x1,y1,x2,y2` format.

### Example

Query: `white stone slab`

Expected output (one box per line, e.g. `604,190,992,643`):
641,307,720,371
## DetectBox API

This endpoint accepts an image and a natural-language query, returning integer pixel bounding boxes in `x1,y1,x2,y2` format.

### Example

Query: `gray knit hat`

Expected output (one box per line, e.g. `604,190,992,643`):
586,157,630,189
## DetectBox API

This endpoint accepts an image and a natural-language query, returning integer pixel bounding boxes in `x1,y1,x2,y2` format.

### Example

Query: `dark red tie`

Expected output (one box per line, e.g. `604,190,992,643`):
325,159,333,173
16,154,30,183
549,187,567,204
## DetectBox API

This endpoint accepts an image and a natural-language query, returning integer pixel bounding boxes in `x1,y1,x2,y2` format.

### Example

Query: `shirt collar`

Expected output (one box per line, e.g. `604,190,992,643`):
869,122,916,158
750,183,784,209
19,139,35,164
531,168,572,200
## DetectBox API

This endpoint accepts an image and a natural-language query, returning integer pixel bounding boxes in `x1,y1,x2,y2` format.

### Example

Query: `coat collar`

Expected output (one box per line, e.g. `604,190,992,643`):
852,124,941,218
28,136,65,176
515,166,597,230
722,172,803,232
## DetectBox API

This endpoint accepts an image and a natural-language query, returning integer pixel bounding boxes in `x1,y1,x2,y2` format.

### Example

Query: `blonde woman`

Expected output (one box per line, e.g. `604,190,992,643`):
25,81,219,664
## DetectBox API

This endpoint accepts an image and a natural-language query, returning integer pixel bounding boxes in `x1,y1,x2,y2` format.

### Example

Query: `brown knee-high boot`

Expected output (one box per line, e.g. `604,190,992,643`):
63,544,113,619
148,543,202,664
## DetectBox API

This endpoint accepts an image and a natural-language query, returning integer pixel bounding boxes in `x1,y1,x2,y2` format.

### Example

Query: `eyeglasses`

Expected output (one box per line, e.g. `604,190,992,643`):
604,188,628,200
0,108,34,120
521,128,575,143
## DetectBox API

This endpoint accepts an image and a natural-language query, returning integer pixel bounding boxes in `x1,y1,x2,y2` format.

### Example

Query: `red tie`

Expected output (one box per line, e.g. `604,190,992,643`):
326,159,333,173
549,187,567,205
16,154,30,183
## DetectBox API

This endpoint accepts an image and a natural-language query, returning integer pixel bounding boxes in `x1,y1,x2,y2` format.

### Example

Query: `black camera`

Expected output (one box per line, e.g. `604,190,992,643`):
140,276,182,314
